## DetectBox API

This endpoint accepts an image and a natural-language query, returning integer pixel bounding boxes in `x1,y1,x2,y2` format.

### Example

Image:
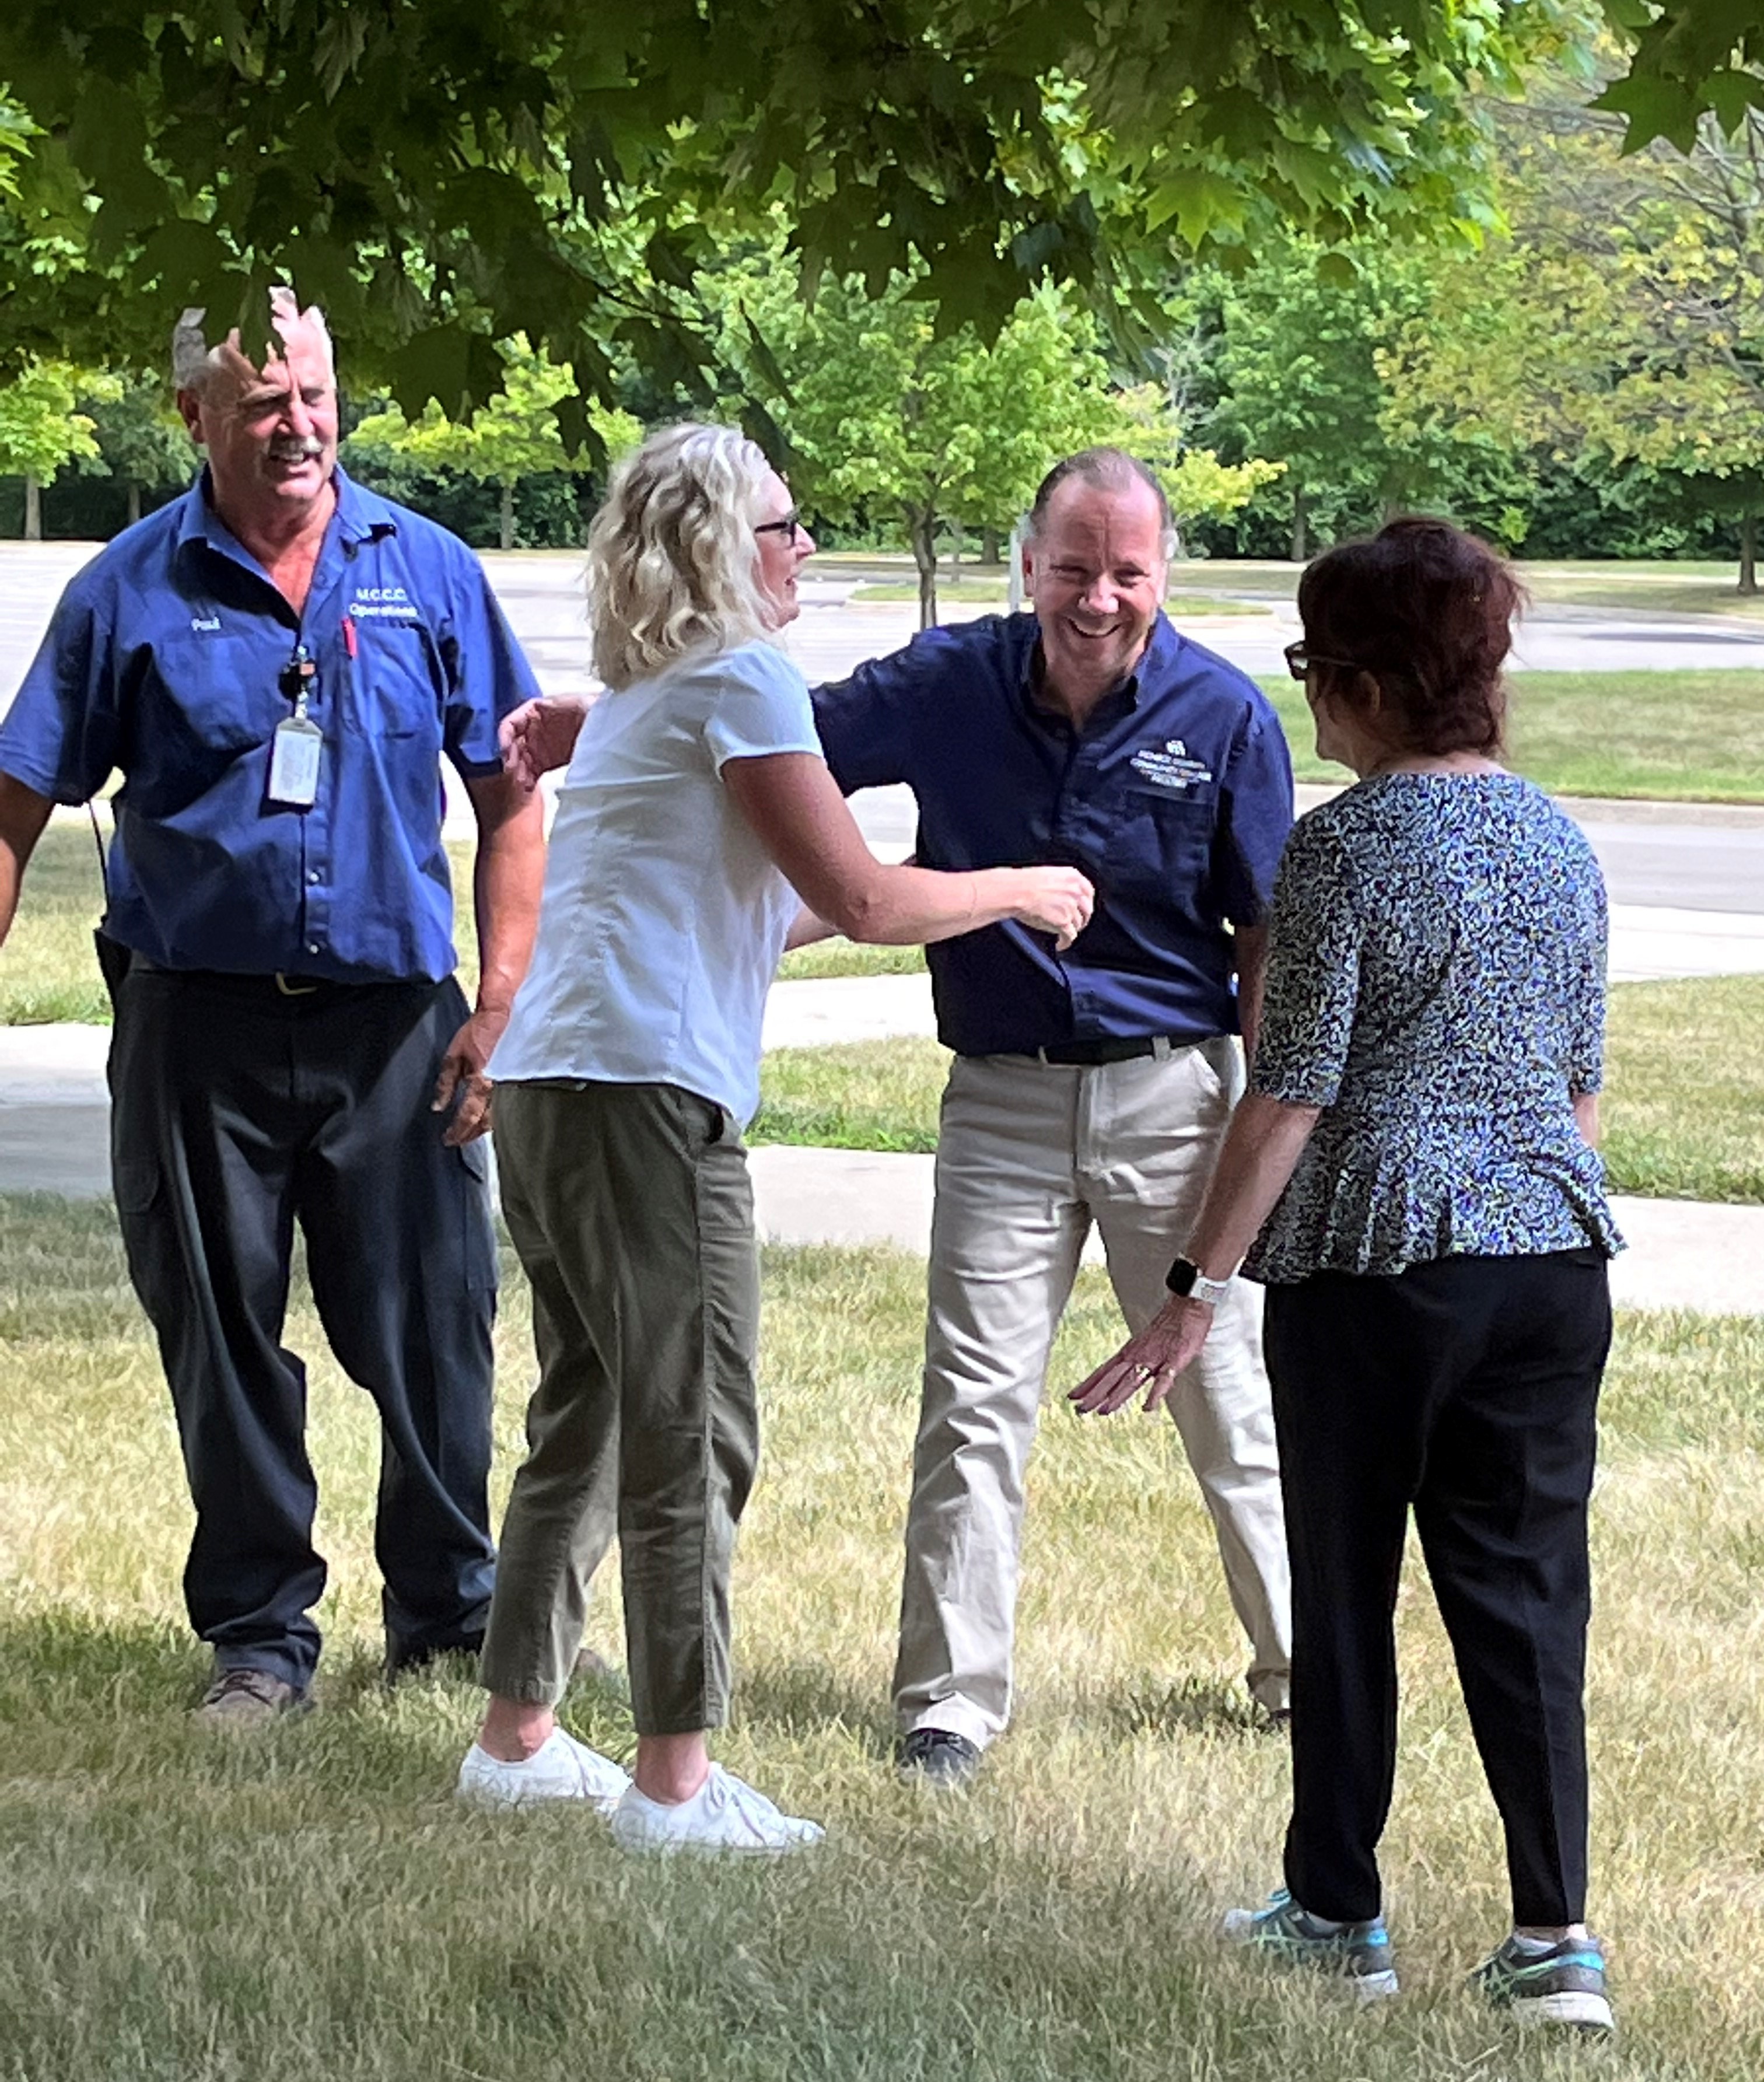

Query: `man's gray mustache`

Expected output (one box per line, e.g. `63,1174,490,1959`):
268,438,325,460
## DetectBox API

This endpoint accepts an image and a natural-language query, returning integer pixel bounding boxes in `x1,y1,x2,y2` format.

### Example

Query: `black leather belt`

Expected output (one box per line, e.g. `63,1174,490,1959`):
1035,1035,1172,1066
128,955,389,999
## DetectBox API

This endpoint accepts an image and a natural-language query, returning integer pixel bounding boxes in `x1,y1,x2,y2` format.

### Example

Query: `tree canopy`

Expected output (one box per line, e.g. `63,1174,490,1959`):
1,0,1606,432
1377,79,1764,587
0,357,104,536
346,341,641,547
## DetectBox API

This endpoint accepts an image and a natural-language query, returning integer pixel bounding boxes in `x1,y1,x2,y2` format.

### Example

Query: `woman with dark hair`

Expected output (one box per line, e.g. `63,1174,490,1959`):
1073,517,1621,2031
453,424,1093,1852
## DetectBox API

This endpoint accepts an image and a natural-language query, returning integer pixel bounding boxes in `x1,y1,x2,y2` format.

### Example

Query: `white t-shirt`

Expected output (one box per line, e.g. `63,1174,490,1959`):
489,639,822,1124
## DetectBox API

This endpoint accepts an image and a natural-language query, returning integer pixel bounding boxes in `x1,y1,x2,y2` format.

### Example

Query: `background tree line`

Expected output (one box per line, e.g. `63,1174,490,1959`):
5,11,1763,598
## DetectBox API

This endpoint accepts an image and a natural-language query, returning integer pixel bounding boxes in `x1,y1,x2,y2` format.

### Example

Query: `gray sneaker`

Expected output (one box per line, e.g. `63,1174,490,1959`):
194,1667,308,1727
1221,1888,1399,2001
1471,1934,1615,2034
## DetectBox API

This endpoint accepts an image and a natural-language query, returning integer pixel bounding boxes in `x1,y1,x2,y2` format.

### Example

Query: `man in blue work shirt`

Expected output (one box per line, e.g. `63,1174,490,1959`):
813,449,1294,1782
0,290,545,1723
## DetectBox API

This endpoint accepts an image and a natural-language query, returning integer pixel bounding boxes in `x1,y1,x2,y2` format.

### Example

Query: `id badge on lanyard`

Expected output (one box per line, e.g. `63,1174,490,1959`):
268,642,322,808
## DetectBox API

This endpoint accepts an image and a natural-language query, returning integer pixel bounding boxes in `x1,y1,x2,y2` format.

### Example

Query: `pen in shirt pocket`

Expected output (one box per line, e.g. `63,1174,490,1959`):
341,614,358,701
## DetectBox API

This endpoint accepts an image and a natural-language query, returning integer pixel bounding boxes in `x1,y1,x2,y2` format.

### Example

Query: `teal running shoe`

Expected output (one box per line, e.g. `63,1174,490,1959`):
1472,1934,1615,2034
1221,1887,1399,2001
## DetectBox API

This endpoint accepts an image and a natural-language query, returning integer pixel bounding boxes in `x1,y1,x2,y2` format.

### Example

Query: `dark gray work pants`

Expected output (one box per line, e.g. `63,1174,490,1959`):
108,961,499,1690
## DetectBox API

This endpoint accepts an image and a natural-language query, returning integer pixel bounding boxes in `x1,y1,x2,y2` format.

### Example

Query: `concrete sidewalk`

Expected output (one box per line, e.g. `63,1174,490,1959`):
2,992,1759,1317
744,1145,1764,1318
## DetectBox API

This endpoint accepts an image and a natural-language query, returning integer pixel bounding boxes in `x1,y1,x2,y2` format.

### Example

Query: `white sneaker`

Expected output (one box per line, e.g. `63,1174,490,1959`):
456,1727,630,1813
610,1765,825,1855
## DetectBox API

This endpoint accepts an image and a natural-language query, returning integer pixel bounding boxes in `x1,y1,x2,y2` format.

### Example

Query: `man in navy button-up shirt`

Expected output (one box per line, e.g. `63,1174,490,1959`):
0,291,545,1721
813,449,1295,1780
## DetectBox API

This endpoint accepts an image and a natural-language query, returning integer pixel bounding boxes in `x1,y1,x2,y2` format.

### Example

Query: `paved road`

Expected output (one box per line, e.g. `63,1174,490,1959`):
10,541,1764,691
844,781,1764,918
5,544,1762,914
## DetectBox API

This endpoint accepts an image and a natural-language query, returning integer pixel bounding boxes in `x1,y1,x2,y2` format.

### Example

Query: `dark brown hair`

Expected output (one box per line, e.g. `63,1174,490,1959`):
1297,517,1525,756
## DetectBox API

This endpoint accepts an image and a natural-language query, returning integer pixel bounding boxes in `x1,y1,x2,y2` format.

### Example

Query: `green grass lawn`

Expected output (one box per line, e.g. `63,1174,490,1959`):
0,830,494,1026
2,1199,1762,2077
4,664,1755,1023
1261,669,1764,800
1602,975,1764,1202
0,831,921,1018
2,670,1756,1026
0,816,113,1023
751,974,1764,1204
777,940,927,983
1168,555,1764,620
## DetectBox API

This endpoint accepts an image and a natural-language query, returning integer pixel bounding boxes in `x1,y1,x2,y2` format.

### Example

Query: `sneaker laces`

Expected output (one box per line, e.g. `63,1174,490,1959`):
705,1768,792,1843
204,1667,282,1703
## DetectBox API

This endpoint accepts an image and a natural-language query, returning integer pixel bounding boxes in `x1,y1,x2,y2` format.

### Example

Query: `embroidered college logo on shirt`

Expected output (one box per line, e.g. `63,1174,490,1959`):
1129,738,1214,792
349,585,419,620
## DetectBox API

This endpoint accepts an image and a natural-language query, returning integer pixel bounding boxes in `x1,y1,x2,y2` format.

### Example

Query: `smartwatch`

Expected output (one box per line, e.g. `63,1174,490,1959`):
1165,1255,1233,1308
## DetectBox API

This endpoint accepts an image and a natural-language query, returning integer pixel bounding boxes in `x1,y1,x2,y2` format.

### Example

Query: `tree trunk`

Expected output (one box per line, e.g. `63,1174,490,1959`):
499,481,516,552
127,481,142,527
981,525,1001,565
1739,510,1758,596
909,507,939,629
23,473,42,541
950,520,962,568
1289,485,1307,563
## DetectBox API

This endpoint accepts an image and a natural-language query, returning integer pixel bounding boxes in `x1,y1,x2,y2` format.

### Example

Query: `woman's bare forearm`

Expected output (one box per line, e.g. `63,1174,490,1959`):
1183,1090,1322,1280
723,753,1091,948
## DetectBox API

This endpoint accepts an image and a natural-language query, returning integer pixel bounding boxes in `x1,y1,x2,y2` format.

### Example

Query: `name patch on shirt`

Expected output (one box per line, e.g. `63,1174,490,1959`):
349,585,419,620
1129,738,1214,793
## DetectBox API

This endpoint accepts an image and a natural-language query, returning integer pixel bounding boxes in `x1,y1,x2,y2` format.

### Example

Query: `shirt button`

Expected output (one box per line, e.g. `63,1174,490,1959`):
306,942,320,955
307,871,321,886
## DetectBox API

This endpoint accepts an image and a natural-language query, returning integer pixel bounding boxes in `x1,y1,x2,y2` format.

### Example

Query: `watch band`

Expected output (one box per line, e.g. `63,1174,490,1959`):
1164,1254,1233,1308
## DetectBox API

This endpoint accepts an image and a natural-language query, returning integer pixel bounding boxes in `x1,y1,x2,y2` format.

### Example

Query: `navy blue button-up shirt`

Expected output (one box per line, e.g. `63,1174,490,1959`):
813,613,1294,1056
0,466,538,982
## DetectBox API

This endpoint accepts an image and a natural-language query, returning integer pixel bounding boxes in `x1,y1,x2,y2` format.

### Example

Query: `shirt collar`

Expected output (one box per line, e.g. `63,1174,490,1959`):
1020,610,1176,730
176,461,398,559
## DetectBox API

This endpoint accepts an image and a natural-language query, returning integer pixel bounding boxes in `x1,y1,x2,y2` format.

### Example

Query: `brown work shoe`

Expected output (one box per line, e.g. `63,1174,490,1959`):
194,1667,309,1727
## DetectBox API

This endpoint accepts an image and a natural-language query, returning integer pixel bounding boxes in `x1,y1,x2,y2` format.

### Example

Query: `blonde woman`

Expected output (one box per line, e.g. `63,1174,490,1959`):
457,424,1093,1852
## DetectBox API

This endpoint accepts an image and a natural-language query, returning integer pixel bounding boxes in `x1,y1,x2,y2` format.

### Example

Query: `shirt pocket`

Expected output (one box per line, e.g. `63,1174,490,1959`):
1114,782,1214,894
348,620,445,743
123,635,280,816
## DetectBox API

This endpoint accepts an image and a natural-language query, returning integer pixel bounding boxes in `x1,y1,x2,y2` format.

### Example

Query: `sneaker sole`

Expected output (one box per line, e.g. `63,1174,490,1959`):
610,1830,822,1856
1220,1909,1400,2001
1509,1991,1615,2033
193,1695,313,1728
1350,1970,1401,2004
456,1783,624,1814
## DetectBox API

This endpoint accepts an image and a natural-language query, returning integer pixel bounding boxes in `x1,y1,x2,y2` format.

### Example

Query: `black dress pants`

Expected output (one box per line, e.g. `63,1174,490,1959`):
108,963,499,1689
1264,1249,1611,1929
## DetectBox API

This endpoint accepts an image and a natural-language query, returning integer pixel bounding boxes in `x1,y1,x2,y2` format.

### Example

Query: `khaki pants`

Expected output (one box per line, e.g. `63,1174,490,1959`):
479,1081,760,1734
894,1042,1292,1746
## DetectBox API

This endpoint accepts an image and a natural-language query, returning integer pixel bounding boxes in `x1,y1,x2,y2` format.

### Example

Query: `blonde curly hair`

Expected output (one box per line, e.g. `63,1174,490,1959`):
587,422,781,690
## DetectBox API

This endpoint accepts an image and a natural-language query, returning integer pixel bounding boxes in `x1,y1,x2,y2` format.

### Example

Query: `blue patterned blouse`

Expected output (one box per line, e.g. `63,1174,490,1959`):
1245,772,1624,1283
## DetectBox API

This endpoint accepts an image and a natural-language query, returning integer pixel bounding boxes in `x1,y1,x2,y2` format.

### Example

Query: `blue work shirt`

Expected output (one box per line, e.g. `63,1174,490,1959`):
0,466,538,982
813,613,1294,1056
